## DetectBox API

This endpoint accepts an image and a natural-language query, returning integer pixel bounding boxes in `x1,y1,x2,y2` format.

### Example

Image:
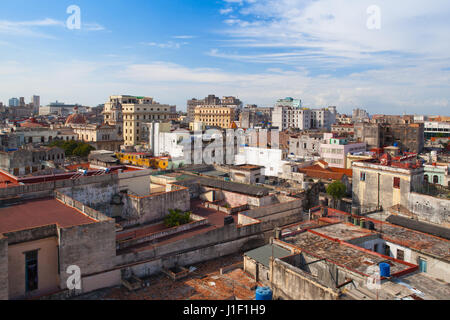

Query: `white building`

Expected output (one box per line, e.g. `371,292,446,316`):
235,147,287,177
272,105,337,131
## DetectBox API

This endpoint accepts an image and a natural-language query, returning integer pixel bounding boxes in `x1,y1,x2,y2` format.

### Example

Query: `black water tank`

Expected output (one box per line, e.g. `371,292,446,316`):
224,216,234,225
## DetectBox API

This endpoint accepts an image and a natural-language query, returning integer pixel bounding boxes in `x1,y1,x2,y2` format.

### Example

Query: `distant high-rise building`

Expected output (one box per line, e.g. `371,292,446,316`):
352,108,370,122
8,98,19,107
275,97,302,108
19,97,25,107
31,95,40,113
272,98,337,131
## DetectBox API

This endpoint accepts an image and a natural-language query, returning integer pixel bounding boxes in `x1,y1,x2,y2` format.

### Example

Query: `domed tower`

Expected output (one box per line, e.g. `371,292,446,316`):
65,107,87,126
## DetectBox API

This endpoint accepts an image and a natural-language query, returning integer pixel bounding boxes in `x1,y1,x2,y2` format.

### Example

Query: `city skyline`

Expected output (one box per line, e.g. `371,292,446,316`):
1,0,450,115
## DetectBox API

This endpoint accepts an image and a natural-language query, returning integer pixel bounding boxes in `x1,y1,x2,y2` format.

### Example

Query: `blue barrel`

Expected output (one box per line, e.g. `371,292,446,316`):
255,287,272,300
379,263,391,278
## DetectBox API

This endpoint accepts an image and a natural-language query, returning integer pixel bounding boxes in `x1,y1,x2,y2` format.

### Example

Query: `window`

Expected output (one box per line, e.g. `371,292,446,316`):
384,244,390,256
25,250,38,292
418,258,427,273
393,177,400,189
433,175,439,184
374,244,379,253
360,172,366,181
396,249,405,261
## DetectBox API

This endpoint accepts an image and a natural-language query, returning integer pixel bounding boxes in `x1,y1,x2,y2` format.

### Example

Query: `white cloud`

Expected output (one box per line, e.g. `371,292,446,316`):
172,35,196,39
141,41,187,49
0,18,105,38
2,59,448,115
219,0,450,65
220,8,234,15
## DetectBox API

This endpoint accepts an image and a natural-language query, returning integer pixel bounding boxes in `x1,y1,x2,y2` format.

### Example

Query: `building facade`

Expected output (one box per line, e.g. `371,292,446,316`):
272,105,337,131
194,106,236,129
319,135,366,169
355,122,424,153
352,157,424,211
104,95,177,147
71,124,123,151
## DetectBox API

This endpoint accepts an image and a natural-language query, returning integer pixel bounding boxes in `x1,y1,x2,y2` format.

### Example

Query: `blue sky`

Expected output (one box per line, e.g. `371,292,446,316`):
0,0,449,115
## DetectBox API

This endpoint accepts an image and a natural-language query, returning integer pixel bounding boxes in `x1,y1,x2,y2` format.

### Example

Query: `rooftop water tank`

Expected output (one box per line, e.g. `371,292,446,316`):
379,263,391,278
255,287,273,300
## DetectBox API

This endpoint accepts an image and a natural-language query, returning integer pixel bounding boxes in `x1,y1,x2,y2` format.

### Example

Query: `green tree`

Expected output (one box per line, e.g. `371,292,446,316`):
49,140,95,157
326,180,347,209
164,209,192,228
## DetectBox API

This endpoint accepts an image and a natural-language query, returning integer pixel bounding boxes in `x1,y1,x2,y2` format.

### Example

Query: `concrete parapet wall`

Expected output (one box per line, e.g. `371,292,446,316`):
0,173,118,200
116,215,208,250
407,192,450,227
58,220,117,291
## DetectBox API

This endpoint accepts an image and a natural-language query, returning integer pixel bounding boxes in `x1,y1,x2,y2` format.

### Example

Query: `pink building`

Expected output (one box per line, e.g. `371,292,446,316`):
319,134,366,168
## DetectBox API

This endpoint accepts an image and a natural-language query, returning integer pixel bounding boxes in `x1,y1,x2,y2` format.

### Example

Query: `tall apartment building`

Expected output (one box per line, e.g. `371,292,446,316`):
187,95,242,122
272,105,337,131
194,106,236,129
8,98,19,107
103,96,177,146
19,97,25,107
31,95,40,114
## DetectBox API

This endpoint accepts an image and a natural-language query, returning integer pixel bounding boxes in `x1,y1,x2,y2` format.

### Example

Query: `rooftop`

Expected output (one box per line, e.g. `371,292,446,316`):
0,197,96,234
231,164,264,171
244,244,291,268
310,222,374,241
178,175,270,197
386,215,450,240
326,208,450,262
298,163,353,181
282,231,416,277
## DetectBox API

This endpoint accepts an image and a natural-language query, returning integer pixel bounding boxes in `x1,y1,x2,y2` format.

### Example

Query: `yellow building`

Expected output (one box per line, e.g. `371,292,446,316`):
103,95,177,146
194,106,236,129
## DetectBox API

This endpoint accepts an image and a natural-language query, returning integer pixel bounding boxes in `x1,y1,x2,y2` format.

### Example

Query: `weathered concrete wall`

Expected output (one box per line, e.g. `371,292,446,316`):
0,237,8,300
58,181,119,216
0,173,118,201
352,164,423,211
242,198,303,220
271,258,340,300
123,187,190,225
407,192,450,227
117,216,208,250
243,256,271,286
115,222,264,267
123,234,264,279
58,220,118,293
118,169,152,196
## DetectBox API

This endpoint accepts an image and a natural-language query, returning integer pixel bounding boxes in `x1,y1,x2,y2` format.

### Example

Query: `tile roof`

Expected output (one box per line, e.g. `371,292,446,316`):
0,197,96,234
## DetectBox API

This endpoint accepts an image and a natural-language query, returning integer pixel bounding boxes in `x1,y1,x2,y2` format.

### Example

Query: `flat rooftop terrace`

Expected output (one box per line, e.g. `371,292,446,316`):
0,197,96,234
282,231,416,277
116,200,235,255
311,222,374,241
327,208,450,262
